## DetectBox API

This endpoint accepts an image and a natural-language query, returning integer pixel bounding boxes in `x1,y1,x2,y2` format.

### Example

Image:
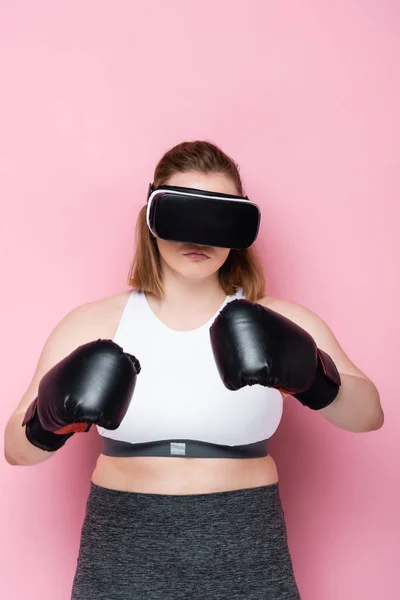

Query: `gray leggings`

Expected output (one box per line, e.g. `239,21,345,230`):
71,482,301,599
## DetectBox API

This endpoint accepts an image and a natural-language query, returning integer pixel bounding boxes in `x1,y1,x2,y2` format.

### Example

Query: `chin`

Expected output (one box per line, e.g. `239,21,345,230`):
171,261,220,280
177,267,219,280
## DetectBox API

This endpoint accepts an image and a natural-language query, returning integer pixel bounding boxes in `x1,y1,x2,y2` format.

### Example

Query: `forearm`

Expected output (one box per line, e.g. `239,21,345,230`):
318,374,383,432
4,412,55,466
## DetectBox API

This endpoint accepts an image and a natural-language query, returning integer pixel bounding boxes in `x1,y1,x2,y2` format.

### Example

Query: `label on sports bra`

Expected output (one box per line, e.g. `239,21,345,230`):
170,442,186,456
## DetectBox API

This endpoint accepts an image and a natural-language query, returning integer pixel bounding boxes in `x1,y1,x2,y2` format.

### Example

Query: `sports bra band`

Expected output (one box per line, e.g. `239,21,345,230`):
101,437,269,459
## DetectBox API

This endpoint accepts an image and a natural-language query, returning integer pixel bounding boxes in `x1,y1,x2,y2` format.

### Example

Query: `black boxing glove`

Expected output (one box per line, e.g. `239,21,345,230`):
209,299,340,410
22,339,141,451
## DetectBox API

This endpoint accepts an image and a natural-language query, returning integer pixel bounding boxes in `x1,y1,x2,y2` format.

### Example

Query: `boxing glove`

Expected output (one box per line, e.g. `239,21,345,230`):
209,299,340,410
22,339,141,452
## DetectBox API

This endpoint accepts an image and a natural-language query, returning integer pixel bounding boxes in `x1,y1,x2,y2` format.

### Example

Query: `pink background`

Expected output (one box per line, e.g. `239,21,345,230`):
1,1,399,598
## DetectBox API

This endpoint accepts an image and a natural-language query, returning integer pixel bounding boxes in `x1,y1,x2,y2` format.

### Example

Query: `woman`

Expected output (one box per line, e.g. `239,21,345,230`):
4,141,383,599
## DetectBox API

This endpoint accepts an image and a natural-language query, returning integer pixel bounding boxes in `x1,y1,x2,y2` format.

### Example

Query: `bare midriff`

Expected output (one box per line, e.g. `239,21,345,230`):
91,453,279,495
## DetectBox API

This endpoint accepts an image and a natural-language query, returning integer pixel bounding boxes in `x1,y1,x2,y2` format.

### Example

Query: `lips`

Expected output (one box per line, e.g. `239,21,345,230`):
183,251,209,257
182,246,211,258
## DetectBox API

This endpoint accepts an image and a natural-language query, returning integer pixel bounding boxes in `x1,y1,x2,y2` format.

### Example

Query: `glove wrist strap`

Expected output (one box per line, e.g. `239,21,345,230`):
294,349,341,410
22,399,73,452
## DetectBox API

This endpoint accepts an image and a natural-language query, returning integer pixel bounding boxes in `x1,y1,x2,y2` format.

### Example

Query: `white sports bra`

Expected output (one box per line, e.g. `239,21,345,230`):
97,289,283,458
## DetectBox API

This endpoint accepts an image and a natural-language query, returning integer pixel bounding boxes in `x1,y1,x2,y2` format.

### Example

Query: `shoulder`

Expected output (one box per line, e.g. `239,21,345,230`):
257,295,342,353
44,290,132,355
68,290,132,320
62,289,131,326
257,296,326,336
257,296,366,377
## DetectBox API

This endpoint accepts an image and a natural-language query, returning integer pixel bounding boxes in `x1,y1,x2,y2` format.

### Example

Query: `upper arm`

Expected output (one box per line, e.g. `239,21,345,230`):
259,297,367,378
12,301,113,417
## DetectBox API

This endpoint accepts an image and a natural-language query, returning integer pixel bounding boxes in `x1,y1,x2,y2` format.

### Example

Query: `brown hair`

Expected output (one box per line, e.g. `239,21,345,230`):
127,141,266,301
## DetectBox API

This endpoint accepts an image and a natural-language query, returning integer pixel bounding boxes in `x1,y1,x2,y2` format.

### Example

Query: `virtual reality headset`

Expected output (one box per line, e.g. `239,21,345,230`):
146,184,261,249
